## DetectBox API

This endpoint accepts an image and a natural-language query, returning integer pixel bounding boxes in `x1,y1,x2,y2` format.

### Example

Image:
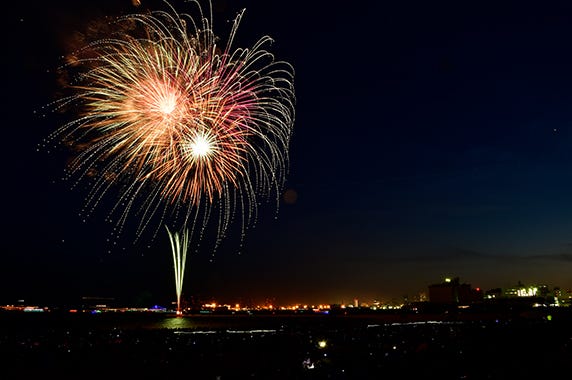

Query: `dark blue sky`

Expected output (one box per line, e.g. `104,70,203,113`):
3,0,572,306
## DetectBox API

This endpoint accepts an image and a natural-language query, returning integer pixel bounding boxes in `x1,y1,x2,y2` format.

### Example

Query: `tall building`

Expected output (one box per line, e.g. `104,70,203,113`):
428,277,482,305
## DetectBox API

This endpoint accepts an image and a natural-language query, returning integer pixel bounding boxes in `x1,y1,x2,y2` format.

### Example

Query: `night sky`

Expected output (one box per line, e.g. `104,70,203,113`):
4,0,572,307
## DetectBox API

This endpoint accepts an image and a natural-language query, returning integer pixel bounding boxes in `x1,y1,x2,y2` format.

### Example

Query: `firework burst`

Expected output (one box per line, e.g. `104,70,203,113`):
44,0,295,249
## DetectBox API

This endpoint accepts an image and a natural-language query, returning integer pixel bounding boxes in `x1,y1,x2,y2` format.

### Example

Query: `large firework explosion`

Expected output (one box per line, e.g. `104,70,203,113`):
44,0,295,253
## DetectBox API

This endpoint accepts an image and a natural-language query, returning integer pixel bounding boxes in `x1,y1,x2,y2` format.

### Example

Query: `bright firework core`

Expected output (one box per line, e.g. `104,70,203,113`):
158,94,177,115
189,133,212,158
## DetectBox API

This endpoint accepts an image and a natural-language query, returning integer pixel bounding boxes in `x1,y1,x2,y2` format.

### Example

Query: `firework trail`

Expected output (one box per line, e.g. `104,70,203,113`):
167,226,189,314
43,0,295,253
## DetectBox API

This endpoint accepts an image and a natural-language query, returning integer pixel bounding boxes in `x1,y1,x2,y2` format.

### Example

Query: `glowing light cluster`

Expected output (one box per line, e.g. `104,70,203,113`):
44,1,295,246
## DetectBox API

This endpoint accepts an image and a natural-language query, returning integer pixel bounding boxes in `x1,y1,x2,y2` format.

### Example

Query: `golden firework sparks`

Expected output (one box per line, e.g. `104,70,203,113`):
44,1,295,248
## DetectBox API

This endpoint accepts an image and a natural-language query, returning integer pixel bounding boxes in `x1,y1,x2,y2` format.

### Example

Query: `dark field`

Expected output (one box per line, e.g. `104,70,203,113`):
1,310,571,379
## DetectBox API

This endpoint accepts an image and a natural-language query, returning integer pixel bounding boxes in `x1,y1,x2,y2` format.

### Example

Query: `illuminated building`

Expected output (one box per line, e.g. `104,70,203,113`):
503,282,549,298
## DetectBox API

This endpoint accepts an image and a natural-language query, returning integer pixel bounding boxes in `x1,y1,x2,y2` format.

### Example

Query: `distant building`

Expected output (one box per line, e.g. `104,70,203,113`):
484,288,503,299
499,282,560,306
503,282,549,298
80,296,116,311
428,277,482,305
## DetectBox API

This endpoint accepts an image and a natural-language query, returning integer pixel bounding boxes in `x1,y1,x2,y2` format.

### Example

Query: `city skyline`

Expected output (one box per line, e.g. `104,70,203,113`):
2,273,568,310
3,0,572,306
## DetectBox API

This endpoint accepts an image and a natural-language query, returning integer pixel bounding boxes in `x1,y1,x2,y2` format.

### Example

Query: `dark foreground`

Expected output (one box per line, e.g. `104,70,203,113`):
1,309,571,379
